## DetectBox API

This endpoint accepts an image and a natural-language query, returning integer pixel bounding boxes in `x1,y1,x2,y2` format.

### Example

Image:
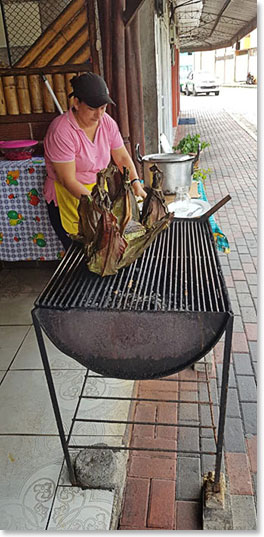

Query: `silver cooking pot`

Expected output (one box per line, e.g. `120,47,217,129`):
135,144,200,195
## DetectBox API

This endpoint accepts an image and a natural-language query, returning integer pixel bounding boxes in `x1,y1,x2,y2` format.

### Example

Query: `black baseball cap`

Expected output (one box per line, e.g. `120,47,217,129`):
69,73,115,108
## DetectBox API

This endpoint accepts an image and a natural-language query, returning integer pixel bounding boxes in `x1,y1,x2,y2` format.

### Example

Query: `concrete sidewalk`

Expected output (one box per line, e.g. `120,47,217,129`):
119,104,257,530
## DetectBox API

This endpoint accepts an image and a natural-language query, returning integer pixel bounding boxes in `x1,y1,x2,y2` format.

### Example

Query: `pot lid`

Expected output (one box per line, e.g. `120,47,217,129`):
142,152,195,163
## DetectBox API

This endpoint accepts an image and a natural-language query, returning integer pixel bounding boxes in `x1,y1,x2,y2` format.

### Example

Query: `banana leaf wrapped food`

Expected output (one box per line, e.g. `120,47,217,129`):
141,164,169,228
72,165,174,276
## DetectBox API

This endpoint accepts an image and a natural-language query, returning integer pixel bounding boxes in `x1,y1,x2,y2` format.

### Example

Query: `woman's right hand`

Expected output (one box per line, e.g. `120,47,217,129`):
132,180,147,199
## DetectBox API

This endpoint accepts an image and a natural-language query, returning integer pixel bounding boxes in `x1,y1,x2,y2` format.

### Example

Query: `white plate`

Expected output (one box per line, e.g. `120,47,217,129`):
168,199,211,218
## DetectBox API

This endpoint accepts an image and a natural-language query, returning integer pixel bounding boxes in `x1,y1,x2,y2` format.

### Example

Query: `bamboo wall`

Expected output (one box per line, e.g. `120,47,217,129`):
0,66,91,143
0,71,81,116
0,0,99,141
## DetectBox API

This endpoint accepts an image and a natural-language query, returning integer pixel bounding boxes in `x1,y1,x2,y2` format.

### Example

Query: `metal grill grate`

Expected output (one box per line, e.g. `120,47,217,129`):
36,220,230,314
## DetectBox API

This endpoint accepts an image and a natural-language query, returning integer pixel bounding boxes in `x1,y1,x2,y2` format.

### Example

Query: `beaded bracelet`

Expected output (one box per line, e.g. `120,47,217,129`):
130,178,140,185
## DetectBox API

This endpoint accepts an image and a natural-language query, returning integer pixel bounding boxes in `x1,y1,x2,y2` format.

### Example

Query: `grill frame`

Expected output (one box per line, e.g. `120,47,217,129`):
32,216,233,491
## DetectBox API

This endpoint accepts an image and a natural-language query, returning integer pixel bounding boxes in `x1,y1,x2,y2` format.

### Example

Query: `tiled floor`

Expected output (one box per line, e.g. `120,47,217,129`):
0,266,133,530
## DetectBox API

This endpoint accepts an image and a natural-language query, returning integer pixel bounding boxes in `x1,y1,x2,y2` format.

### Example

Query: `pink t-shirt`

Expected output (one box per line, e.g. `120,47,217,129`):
43,109,124,205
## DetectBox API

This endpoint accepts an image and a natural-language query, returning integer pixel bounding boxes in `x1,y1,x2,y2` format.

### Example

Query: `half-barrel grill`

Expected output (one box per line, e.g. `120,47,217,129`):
32,212,233,491
32,218,232,380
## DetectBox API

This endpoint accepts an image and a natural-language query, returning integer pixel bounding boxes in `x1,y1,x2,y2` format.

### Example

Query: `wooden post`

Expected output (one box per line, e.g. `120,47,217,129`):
2,76,19,115
17,75,32,114
43,74,55,113
112,0,131,153
29,75,44,113
97,0,113,116
0,77,7,115
65,73,76,109
125,14,145,174
53,74,68,112
86,0,100,74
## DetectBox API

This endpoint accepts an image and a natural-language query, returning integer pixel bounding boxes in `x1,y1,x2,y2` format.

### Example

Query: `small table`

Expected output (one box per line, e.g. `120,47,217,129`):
0,158,64,261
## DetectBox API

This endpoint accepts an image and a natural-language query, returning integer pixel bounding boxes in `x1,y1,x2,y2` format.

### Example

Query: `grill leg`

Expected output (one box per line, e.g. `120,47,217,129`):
32,309,77,486
213,314,234,491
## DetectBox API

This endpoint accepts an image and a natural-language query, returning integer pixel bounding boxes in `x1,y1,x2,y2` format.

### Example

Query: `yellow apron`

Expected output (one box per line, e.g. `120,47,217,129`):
55,181,95,235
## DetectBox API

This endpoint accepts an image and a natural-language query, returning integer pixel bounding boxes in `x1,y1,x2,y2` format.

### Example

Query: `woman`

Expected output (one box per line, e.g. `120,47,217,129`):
44,72,146,249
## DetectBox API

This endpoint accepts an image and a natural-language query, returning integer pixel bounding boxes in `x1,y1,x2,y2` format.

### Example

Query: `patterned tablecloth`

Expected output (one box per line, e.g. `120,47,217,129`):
0,158,64,261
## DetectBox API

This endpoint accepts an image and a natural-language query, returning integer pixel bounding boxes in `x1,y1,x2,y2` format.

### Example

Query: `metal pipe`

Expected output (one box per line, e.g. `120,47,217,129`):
213,314,234,489
32,309,77,486
41,74,64,115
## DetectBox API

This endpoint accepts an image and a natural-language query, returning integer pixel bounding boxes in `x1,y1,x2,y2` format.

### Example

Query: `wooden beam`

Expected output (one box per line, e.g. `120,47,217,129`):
123,0,146,26
69,44,91,64
0,64,92,77
47,26,89,65
0,112,58,123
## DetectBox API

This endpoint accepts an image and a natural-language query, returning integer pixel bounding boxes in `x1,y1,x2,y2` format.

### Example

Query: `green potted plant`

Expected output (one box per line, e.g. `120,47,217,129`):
173,133,210,155
192,167,212,186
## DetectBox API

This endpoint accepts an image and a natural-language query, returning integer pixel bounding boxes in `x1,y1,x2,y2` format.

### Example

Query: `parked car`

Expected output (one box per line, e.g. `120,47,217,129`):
184,71,220,96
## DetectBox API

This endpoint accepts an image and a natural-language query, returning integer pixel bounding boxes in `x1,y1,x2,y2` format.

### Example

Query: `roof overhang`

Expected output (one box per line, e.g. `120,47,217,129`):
173,0,257,52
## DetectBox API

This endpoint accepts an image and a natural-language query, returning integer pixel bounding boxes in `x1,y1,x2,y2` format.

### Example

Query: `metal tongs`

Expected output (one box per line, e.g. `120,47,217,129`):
199,194,231,221
173,195,231,221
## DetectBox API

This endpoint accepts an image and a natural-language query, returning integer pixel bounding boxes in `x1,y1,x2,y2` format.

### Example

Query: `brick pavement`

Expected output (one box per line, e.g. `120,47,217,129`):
119,105,257,530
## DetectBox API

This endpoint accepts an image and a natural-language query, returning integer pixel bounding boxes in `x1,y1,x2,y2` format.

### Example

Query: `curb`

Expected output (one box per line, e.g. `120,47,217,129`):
221,84,257,89
224,109,257,141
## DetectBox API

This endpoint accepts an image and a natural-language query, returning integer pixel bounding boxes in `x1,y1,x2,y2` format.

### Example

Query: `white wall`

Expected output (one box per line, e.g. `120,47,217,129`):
236,54,248,81
193,50,215,73
215,60,224,83
250,28,257,47
248,52,257,78
200,50,215,72
225,58,234,82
